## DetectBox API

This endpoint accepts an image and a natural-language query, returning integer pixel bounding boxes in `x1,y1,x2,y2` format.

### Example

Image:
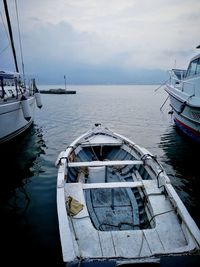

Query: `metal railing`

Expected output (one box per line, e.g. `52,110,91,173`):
168,70,197,96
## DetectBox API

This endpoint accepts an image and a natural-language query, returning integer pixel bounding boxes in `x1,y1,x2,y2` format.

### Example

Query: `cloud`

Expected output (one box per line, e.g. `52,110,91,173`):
0,0,199,84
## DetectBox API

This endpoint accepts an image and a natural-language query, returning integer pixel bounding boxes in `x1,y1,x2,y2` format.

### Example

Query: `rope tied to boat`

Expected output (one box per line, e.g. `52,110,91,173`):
143,192,165,206
141,152,156,167
141,153,157,166
178,101,187,115
146,209,176,228
98,222,140,231
56,145,76,166
57,156,68,166
140,153,167,193
178,94,195,115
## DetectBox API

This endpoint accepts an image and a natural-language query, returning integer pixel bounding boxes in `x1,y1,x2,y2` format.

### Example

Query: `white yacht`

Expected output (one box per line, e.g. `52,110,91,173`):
165,46,200,143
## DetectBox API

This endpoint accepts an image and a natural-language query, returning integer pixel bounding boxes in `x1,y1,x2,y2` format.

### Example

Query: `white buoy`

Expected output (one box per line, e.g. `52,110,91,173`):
32,78,42,109
35,91,42,109
21,95,31,121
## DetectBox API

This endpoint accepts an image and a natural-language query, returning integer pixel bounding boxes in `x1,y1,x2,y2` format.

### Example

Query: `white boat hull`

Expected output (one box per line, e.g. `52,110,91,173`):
0,96,35,144
165,84,200,142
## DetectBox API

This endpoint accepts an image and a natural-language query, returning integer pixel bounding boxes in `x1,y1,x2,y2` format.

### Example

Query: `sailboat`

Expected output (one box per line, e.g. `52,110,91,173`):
0,0,42,144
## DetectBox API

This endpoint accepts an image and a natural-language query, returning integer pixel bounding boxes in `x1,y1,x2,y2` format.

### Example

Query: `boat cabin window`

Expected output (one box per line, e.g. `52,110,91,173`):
186,57,200,77
196,58,200,74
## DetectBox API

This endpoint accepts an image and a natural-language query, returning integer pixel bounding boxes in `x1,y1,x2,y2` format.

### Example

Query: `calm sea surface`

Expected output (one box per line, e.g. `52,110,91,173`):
1,85,200,266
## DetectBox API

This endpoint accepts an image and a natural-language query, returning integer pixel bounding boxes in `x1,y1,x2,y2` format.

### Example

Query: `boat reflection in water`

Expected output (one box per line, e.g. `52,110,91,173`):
0,124,45,202
159,125,200,228
0,125,46,265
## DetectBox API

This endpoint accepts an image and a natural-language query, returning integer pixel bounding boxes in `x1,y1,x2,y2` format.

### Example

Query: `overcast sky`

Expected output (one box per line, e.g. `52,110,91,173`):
0,0,200,84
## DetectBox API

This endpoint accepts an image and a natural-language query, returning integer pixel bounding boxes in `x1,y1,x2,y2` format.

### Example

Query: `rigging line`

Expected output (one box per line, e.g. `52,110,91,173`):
0,43,10,55
0,9,10,42
3,0,19,72
15,0,25,80
0,10,11,56
154,78,170,92
160,95,169,111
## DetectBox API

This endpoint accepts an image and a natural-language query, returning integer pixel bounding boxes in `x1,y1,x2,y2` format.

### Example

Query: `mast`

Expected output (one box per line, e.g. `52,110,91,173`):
3,0,19,72
64,75,67,90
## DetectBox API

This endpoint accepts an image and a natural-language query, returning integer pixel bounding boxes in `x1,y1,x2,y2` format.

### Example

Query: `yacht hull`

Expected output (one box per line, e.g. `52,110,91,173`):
165,85,200,143
0,96,35,144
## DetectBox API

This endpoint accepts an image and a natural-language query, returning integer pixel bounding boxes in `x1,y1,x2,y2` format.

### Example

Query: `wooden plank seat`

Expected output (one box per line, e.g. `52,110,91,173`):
68,160,143,168
82,181,143,189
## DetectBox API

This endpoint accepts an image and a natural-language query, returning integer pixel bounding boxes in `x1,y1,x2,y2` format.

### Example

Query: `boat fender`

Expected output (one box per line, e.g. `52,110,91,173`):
32,79,43,108
179,101,186,114
21,95,31,121
34,91,43,109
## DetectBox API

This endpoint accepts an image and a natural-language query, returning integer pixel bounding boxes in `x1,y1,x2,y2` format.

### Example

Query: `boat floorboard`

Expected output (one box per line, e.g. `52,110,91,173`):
64,181,191,258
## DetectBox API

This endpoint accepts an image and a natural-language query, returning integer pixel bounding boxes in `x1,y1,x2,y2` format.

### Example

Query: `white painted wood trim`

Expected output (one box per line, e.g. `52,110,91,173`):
57,187,76,262
68,160,143,168
165,183,200,246
82,181,143,189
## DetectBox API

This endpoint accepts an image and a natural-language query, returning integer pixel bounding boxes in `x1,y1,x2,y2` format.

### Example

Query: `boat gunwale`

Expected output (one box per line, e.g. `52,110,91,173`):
165,85,200,109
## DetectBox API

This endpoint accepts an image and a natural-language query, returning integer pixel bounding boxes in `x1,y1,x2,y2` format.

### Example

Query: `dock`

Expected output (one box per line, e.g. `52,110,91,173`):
39,88,76,94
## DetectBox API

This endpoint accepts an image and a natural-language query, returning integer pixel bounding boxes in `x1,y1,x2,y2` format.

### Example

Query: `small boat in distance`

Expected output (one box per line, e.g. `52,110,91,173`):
164,46,200,143
56,124,200,267
40,75,76,94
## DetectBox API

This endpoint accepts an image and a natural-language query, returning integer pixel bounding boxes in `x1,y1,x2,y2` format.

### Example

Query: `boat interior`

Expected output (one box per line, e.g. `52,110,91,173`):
65,143,180,234
59,132,199,261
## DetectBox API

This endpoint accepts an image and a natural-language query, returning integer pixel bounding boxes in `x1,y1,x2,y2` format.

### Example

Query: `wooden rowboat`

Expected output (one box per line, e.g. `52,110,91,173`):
56,124,200,266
